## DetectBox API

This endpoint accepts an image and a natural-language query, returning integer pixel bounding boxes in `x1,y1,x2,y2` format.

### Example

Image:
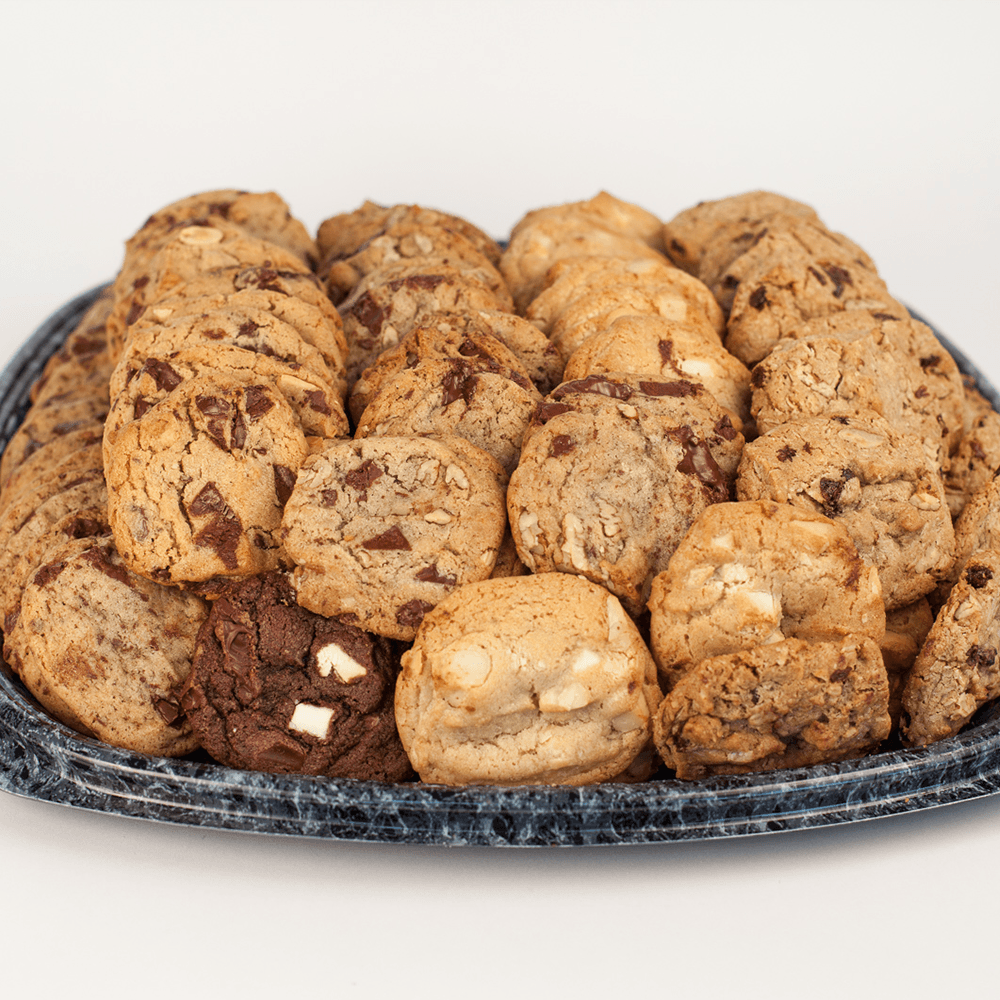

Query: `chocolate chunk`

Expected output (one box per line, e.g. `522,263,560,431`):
320,488,339,507
362,526,411,551
255,743,307,770
32,560,67,588
776,445,797,462
638,379,700,398
81,545,145,596
676,429,729,502
152,696,185,728
441,365,479,407
306,390,332,415
396,599,434,628
819,477,846,516
555,376,633,400
535,401,573,424
273,464,297,506
821,263,852,298
125,301,146,326
344,459,384,498
144,358,183,392
244,385,275,420
347,291,387,336
550,434,575,457
415,564,458,587
749,286,768,310
388,274,445,292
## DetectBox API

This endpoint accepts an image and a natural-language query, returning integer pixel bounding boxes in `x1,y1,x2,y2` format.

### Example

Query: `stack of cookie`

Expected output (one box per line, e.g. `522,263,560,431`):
0,290,210,757
101,190,351,590
277,202,541,647
499,193,749,618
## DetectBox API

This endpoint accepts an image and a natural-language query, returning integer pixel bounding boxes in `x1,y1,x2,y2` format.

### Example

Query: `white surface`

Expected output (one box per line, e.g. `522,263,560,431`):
1,1,998,996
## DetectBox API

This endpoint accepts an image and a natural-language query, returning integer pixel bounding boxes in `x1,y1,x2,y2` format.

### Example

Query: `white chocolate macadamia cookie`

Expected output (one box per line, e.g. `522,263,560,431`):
394,574,662,786
647,500,885,687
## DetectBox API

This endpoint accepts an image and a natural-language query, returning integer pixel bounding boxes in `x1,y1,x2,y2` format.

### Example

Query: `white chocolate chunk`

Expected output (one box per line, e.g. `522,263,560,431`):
288,702,335,738
571,647,602,674
315,643,368,683
539,681,591,713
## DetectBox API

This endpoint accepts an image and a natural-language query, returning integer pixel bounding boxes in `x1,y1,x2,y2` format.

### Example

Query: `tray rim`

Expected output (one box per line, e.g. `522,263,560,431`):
1,284,999,848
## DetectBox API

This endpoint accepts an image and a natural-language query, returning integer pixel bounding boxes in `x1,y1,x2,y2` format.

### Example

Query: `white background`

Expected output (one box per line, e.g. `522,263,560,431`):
1,1,998,997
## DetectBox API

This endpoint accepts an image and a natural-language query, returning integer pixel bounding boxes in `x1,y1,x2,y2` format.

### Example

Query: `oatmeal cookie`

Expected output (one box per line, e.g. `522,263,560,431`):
901,549,1000,746
653,635,889,779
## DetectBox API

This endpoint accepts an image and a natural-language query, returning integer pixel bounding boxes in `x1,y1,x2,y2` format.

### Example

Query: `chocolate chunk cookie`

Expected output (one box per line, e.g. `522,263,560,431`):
3,536,208,756
394,573,662,786
280,436,507,640
180,571,412,779
105,374,309,586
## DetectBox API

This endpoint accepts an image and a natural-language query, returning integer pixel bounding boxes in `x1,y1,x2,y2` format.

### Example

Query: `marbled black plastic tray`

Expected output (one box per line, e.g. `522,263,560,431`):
2,285,999,847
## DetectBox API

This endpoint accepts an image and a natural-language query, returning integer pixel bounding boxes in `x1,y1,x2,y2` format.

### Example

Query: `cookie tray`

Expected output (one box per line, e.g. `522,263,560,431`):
2,285,1000,847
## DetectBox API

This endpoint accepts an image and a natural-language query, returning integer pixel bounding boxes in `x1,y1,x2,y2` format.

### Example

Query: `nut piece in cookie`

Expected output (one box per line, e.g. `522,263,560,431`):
653,635,890,779
180,572,412,779
901,549,1000,746
280,436,507,640
647,500,885,688
394,574,662,786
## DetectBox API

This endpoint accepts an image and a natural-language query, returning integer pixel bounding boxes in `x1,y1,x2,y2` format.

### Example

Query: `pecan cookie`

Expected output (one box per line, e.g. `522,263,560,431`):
105,374,309,586
736,413,955,609
901,549,1000,746
653,635,890,779
508,374,744,616
353,357,541,475
647,500,885,688
394,573,662,786
179,571,412,779
280,436,507,640
3,536,208,757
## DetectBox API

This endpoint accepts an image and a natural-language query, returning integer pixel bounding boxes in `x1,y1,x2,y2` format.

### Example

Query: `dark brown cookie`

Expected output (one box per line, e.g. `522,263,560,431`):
179,571,413,779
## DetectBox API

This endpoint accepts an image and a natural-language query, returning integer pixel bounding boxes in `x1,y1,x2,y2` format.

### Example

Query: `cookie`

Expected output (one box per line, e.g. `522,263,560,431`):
901,549,1000,746
561,314,752,433
701,218,878,314
0,472,109,627
105,374,309,586
725,254,905,365
279,435,507,640
749,330,962,471
179,571,412,779
948,476,1000,592
736,413,955,610
526,254,725,338
325,222,509,304
548,281,724,362
394,573,662,786
2,536,208,757
653,635,890,779
507,374,744,616
347,311,538,424
353,357,541,474
646,500,886,688
882,598,934,729
123,291,347,394
106,343,349,442
661,190,821,274
316,201,502,276
944,378,1000,519
338,263,513,386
